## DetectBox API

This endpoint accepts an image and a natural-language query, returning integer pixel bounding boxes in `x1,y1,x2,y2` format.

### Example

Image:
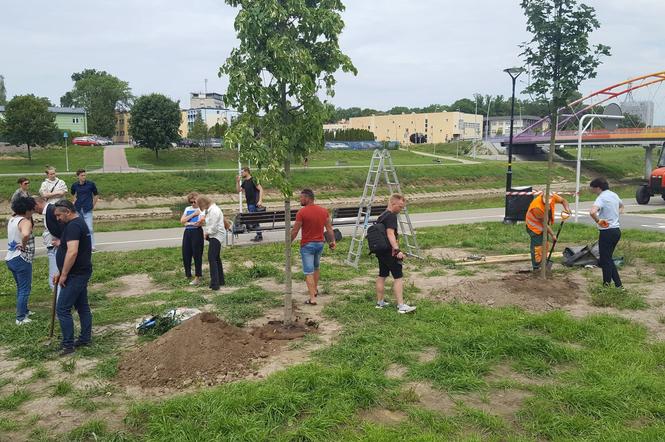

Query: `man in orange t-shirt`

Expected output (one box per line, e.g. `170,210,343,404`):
525,192,571,270
290,189,335,305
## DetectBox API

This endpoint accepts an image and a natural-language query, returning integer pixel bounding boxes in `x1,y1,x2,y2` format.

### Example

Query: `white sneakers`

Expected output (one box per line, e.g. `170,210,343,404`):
16,317,32,325
398,304,417,314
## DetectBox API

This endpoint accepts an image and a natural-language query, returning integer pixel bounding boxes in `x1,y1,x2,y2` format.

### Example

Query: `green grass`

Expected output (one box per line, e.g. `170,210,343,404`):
589,285,649,310
0,146,103,174
409,141,475,157
213,285,282,327
559,146,648,179
52,380,74,397
0,389,31,410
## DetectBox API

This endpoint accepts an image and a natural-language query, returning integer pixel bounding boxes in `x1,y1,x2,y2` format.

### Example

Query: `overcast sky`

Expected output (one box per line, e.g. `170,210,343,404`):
1,0,664,121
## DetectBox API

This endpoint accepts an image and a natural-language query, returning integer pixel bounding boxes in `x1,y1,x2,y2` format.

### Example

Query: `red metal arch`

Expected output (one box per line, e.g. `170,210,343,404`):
516,70,665,137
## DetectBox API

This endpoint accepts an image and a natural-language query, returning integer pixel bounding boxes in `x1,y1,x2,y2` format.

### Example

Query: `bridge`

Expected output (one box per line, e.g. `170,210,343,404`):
499,70,665,177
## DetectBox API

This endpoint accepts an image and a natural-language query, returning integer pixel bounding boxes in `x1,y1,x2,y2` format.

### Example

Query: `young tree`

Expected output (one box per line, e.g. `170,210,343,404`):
61,69,132,137
209,121,227,139
3,95,57,160
221,0,356,324
619,113,646,129
189,114,209,145
129,94,181,160
520,0,610,278
0,75,6,105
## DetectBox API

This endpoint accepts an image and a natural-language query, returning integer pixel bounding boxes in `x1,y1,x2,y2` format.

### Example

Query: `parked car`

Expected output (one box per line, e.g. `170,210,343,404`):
72,136,97,146
90,136,113,146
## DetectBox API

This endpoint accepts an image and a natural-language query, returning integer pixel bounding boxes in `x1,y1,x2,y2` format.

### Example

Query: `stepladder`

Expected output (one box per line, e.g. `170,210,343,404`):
345,149,421,268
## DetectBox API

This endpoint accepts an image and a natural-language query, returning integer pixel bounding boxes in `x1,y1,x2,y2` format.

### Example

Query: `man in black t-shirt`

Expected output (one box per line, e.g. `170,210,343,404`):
235,167,265,241
375,194,416,314
53,200,93,356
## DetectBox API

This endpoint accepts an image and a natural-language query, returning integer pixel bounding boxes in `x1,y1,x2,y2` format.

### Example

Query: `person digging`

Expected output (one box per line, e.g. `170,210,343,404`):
525,192,571,271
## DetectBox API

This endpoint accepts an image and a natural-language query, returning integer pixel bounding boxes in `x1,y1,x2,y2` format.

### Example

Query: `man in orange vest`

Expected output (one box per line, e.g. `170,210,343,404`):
525,192,571,270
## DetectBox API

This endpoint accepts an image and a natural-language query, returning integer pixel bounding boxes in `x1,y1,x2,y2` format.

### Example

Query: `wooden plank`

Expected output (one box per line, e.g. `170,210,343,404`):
455,252,563,266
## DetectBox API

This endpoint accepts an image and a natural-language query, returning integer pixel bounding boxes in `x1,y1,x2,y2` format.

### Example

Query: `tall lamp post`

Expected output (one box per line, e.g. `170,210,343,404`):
503,67,525,224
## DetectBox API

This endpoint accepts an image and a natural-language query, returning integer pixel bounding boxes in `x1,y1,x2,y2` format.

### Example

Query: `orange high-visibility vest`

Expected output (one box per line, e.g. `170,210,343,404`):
525,194,563,234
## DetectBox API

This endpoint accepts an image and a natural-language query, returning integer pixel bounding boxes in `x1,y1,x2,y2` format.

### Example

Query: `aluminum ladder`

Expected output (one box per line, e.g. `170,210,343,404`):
345,149,421,268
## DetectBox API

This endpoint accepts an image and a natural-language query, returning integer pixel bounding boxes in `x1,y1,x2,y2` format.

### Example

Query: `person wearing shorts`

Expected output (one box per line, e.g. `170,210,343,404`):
290,189,335,305
375,194,416,314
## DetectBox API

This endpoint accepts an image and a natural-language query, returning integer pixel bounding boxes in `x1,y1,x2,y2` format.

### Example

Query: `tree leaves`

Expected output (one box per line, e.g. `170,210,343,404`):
2,95,58,160
129,94,181,159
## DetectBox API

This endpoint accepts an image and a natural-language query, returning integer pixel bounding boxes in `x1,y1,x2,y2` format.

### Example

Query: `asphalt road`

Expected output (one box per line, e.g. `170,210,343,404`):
5,199,662,257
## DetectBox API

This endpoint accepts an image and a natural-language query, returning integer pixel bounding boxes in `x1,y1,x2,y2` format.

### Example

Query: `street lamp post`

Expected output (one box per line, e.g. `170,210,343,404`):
574,113,623,222
503,67,525,224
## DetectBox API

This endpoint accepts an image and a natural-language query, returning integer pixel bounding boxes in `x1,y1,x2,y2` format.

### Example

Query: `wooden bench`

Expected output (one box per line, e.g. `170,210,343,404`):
232,205,388,236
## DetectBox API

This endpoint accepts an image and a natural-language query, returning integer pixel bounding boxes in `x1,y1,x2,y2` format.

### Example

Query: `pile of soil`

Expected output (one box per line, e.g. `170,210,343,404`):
117,313,276,388
435,273,580,311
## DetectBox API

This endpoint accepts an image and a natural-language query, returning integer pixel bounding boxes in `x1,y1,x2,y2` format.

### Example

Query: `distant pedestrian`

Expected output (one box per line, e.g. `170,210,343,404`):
39,166,68,205
53,200,93,356
34,198,64,291
10,177,31,205
181,192,205,286
290,189,336,305
374,194,416,314
71,169,99,251
589,177,624,288
236,167,264,242
303,157,309,168
5,196,36,325
197,196,226,290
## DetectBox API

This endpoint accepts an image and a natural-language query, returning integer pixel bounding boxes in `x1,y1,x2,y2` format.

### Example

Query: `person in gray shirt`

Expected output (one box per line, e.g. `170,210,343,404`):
10,177,31,205
589,177,624,288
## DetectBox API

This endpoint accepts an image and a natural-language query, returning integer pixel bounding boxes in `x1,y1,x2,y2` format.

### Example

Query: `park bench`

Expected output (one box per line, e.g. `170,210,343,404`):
232,204,388,238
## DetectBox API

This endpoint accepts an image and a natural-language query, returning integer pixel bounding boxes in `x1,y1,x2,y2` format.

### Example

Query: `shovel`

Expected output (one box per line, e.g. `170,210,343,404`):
545,211,570,270
44,284,58,346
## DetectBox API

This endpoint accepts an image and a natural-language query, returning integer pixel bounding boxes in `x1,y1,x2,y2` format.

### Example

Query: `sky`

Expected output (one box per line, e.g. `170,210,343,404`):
1,0,664,122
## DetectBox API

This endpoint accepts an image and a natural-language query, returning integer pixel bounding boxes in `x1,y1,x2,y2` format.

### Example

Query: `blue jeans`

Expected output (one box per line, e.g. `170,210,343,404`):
56,273,92,349
79,210,95,248
300,242,324,275
247,204,263,238
6,256,32,321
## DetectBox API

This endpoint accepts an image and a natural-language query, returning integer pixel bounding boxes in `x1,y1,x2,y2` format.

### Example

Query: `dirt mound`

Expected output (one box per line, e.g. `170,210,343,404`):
117,313,276,388
435,273,580,311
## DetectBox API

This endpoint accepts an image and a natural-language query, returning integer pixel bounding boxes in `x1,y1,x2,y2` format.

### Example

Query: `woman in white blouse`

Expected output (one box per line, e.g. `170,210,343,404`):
196,196,226,290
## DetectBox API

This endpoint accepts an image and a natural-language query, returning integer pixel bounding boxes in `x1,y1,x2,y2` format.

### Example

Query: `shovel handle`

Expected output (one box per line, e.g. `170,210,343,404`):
48,284,58,338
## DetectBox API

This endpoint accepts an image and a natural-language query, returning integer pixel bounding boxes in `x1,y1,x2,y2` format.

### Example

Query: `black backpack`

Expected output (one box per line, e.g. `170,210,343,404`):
366,222,391,254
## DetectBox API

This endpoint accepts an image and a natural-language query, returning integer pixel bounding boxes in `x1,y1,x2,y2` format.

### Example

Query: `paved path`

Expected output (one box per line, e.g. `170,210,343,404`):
96,145,143,173
6,200,662,256
403,148,480,164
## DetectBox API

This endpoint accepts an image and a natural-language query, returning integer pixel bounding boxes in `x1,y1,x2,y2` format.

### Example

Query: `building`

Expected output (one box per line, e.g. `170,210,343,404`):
0,105,87,133
187,92,230,131
330,111,483,144
113,110,131,144
621,100,654,127
483,115,548,138
190,92,225,109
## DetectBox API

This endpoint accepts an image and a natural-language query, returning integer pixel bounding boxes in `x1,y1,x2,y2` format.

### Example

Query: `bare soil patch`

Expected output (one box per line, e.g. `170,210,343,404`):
385,363,408,380
94,274,163,298
417,347,438,363
359,408,408,425
404,381,457,414
432,272,581,311
116,312,318,389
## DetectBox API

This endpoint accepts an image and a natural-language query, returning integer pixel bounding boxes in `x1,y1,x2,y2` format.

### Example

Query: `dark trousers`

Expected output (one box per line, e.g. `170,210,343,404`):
208,238,225,289
182,228,204,278
598,228,622,287
247,203,263,238
56,273,92,349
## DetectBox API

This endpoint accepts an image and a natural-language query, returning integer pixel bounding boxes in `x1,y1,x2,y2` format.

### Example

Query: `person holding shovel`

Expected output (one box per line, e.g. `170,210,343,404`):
589,177,623,288
525,191,571,271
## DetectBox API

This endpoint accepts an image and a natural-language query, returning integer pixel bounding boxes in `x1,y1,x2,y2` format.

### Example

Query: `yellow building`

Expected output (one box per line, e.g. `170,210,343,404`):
341,111,483,144
113,111,131,144
179,110,189,138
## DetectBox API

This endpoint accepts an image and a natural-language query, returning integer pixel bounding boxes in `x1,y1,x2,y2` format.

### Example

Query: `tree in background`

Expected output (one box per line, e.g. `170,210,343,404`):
324,128,375,141
129,94,181,160
520,0,610,278
209,121,227,139
2,95,58,160
61,69,132,137
0,75,6,105
189,114,209,145
221,0,356,324
619,113,646,129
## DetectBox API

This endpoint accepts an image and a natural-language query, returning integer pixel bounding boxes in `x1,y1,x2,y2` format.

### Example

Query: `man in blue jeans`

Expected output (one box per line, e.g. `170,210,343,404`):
53,200,93,357
236,167,264,242
71,169,99,251
290,189,336,305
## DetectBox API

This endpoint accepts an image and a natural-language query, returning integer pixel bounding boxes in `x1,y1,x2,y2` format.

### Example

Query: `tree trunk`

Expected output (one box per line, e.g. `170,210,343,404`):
283,156,293,325
155,147,159,160
27,144,32,161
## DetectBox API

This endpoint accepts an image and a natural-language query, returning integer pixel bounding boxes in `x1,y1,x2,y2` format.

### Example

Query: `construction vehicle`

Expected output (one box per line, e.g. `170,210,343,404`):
636,143,665,205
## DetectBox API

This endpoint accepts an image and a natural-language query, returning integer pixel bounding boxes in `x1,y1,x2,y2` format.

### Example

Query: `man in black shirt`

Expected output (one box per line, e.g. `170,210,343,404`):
53,200,93,356
236,167,265,241
375,194,416,314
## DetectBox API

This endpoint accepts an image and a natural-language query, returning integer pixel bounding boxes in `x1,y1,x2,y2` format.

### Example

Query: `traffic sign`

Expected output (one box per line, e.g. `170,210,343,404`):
63,131,69,139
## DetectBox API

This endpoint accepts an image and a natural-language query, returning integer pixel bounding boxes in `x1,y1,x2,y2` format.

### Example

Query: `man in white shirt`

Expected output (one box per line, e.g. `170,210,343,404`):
589,177,624,288
196,196,226,290
39,166,68,205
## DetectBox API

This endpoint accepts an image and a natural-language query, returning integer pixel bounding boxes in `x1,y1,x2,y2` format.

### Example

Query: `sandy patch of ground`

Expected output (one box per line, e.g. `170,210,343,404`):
358,408,408,425
91,274,164,298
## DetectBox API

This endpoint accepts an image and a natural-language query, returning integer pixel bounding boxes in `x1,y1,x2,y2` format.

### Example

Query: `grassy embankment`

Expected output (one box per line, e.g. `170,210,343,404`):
0,222,664,439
